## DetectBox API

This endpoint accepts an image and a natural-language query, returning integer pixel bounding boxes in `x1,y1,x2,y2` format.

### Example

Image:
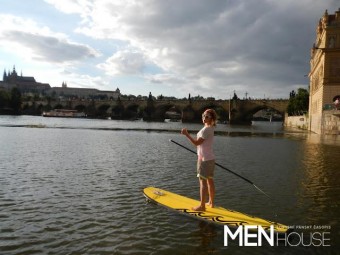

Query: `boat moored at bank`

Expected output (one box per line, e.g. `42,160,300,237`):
42,109,86,118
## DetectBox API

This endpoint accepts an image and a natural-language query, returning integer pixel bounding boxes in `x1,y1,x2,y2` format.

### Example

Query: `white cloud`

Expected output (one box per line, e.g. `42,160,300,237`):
0,14,100,64
146,73,185,85
60,71,110,89
97,49,147,75
8,0,340,98
0,13,104,93
45,0,311,97
44,0,92,15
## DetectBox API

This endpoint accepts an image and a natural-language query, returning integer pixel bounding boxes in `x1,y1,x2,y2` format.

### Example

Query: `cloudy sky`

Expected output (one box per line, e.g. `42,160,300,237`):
0,1,339,99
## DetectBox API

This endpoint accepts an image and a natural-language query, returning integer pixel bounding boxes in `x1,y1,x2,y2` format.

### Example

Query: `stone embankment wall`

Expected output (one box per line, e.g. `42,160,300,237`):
284,114,308,130
322,111,340,135
285,112,340,134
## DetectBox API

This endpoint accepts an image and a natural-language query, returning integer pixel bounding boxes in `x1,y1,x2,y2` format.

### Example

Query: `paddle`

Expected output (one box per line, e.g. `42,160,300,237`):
169,139,271,198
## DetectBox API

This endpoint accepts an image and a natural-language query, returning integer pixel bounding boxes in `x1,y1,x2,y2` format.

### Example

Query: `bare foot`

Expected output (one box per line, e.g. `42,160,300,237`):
205,202,214,208
192,205,205,211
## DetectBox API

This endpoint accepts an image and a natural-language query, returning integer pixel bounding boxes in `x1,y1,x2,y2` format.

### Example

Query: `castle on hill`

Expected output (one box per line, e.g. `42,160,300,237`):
0,66,120,100
2,66,50,93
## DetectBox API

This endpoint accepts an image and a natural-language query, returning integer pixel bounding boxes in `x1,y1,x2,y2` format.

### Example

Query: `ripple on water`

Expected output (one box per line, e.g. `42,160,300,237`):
0,124,339,254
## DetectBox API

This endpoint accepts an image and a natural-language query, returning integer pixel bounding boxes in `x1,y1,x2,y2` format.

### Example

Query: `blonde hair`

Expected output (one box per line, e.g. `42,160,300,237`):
204,109,217,126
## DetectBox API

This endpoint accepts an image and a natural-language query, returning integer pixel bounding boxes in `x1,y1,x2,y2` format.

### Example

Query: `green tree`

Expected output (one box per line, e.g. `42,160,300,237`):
287,88,309,116
112,97,124,118
97,103,110,118
0,90,11,108
10,88,22,113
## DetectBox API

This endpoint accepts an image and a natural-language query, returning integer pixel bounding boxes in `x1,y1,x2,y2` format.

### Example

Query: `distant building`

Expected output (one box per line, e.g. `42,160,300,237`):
1,66,121,100
309,9,340,134
1,66,51,94
49,82,120,100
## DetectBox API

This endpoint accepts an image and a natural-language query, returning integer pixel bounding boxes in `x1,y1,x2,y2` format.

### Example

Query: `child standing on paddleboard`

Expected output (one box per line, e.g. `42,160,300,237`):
181,109,217,211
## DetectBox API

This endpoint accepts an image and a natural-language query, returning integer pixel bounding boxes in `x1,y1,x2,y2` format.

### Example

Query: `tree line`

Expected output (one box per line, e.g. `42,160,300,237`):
0,88,22,114
287,88,309,116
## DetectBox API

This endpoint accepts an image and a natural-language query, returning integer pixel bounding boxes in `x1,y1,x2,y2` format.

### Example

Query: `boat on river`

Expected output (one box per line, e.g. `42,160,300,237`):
42,109,86,118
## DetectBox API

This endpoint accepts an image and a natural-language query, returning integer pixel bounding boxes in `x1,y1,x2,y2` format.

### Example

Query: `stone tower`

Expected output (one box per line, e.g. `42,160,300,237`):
309,9,340,133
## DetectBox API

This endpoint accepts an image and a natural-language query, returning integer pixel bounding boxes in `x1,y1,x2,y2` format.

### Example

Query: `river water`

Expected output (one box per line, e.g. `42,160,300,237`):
0,116,339,255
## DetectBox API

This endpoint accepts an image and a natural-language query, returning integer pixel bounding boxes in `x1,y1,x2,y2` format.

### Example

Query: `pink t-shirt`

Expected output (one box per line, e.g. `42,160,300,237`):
197,126,215,161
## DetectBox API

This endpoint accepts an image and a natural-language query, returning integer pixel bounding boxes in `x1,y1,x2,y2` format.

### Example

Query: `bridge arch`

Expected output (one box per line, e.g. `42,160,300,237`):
196,103,228,122
74,104,86,112
164,105,181,120
111,102,140,120
125,104,141,119
241,105,284,122
152,103,183,121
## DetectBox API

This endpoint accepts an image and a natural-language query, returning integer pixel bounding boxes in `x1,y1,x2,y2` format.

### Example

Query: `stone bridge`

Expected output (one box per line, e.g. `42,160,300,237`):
46,98,289,124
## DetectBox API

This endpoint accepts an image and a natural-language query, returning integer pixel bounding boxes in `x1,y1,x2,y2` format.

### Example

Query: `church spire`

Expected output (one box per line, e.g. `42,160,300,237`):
12,65,17,76
3,69,7,81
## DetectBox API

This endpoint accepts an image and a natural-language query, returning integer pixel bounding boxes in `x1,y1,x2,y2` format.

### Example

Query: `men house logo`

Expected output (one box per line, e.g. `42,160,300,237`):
224,225,331,247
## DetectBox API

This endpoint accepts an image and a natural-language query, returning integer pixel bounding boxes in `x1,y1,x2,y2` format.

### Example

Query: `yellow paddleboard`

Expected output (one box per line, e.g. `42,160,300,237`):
143,187,289,234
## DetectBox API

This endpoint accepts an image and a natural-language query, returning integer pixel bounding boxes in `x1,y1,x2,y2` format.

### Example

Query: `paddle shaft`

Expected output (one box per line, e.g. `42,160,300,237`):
169,139,270,198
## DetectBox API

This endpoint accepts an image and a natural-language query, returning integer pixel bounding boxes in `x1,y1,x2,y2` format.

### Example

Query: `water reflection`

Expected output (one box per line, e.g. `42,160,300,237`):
298,138,340,243
306,133,340,146
194,222,219,255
